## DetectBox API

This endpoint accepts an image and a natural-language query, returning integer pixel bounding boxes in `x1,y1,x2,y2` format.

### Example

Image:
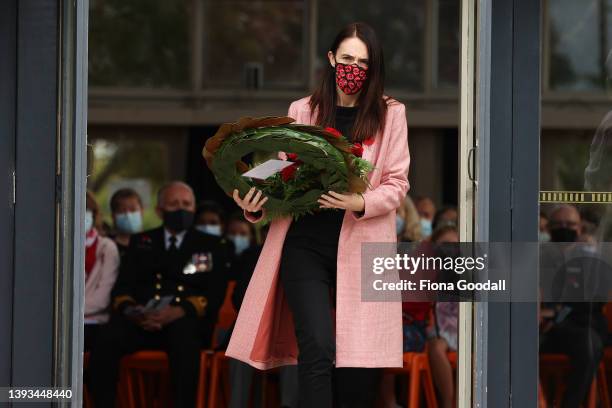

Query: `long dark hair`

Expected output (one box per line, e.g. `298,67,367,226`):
309,22,395,142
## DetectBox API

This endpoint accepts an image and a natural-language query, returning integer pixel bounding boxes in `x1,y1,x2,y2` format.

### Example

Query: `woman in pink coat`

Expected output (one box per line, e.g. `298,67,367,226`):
84,191,120,351
227,22,410,407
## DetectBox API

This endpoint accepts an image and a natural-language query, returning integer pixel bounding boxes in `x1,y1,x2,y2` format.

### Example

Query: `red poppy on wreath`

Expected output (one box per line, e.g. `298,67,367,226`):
286,153,299,161
363,136,375,146
281,163,299,182
351,142,364,157
324,127,343,139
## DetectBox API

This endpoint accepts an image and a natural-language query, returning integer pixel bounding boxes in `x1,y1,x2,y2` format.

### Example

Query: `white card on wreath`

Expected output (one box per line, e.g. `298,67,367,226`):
241,159,295,180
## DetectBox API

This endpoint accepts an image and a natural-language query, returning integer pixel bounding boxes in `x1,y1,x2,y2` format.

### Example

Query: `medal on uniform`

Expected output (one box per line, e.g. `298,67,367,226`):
182,263,197,275
195,252,213,272
182,252,213,274
194,252,213,272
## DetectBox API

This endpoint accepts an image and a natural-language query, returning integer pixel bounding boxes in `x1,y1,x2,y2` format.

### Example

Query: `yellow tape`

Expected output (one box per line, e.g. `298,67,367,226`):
539,191,612,204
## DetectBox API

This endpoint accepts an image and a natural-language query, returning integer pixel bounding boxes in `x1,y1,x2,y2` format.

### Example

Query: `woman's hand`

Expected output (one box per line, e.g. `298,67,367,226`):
233,187,268,213
318,191,365,212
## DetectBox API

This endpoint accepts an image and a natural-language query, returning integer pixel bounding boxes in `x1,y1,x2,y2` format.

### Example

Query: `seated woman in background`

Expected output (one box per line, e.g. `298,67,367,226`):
381,196,429,408
84,191,120,351
427,225,460,408
396,194,424,243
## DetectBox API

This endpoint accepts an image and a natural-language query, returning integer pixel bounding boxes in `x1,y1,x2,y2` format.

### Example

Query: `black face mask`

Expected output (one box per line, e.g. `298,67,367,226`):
549,227,578,242
163,209,194,232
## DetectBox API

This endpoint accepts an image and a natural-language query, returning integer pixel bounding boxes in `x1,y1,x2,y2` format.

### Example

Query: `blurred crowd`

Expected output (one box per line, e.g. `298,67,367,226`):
82,181,609,407
82,180,463,407
538,204,611,408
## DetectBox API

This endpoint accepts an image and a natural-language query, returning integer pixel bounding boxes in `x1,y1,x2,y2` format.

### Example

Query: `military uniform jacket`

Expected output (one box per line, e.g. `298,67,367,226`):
111,226,232,324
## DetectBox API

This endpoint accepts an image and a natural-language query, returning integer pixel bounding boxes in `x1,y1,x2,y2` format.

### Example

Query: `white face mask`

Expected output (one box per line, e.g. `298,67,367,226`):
196,224,222,237
85,210,94,232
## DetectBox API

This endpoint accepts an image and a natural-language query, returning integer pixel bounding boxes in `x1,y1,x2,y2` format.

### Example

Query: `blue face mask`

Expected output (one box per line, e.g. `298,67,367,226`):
229,234,250,255
420,218,433,237
396,215,405,235
85,210,94,232
115,211,143,234
196,224,222,237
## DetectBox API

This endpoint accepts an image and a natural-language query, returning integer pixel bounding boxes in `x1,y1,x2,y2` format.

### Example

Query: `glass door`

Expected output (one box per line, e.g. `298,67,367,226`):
538,1,612,406
457,0,476,406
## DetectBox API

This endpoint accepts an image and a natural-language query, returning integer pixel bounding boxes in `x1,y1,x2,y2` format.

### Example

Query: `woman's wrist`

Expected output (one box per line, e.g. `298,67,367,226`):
355,193,365,215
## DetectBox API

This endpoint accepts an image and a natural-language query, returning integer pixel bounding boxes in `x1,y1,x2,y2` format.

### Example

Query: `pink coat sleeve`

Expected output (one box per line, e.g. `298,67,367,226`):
351,103,410,221
244,101,300,223
244,208,265,223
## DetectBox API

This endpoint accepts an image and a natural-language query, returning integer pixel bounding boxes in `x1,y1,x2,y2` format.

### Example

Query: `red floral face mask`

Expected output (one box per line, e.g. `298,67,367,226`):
335,62,368,95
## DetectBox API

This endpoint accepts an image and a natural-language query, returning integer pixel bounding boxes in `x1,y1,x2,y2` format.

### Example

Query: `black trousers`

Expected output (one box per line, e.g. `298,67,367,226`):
279,237,382,408
87,313,205,408
540,319,605,408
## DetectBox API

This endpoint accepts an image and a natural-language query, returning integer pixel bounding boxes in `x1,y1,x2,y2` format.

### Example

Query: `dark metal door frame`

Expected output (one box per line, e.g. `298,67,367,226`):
0,0,17,391
12,0,59,391
475,0,541,406
1,1,88,406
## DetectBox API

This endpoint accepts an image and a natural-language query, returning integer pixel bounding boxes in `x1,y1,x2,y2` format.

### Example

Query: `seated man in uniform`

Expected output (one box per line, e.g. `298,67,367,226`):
88,181,232,408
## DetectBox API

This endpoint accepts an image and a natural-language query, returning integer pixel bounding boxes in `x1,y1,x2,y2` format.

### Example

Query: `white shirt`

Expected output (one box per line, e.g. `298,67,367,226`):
164,228,187,250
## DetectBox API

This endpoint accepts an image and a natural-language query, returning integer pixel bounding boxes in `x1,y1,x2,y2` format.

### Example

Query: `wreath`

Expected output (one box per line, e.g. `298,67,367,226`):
202,116,374,220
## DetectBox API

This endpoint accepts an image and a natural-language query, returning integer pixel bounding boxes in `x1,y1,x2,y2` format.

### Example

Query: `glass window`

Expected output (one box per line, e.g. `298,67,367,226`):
547,0,612,92
89,0,192,89
88,128,187,231
435,0,460,90
202,0,307,89
316,0,426,92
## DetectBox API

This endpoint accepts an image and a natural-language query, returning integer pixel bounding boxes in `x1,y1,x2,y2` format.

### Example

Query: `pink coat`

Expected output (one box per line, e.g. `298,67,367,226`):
225,95,411,369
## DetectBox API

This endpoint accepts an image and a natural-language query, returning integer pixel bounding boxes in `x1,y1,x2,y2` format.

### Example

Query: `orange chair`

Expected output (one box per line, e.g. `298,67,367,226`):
207,351,276,408
197,350,214,408
121,350,211,408
210,280,238,349
604,348,612,402
447,351,457,369
206,281,243,407
122,281,240,408
217,281,238,328
384,352,437,408
122,351,171,408
207,351,231,408
539,353,609,408
602,303,612,399
538,380,547,408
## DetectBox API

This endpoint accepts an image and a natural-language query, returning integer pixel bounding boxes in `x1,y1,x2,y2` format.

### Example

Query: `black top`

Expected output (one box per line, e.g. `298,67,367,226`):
285,105,359,245
114,240,130,261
